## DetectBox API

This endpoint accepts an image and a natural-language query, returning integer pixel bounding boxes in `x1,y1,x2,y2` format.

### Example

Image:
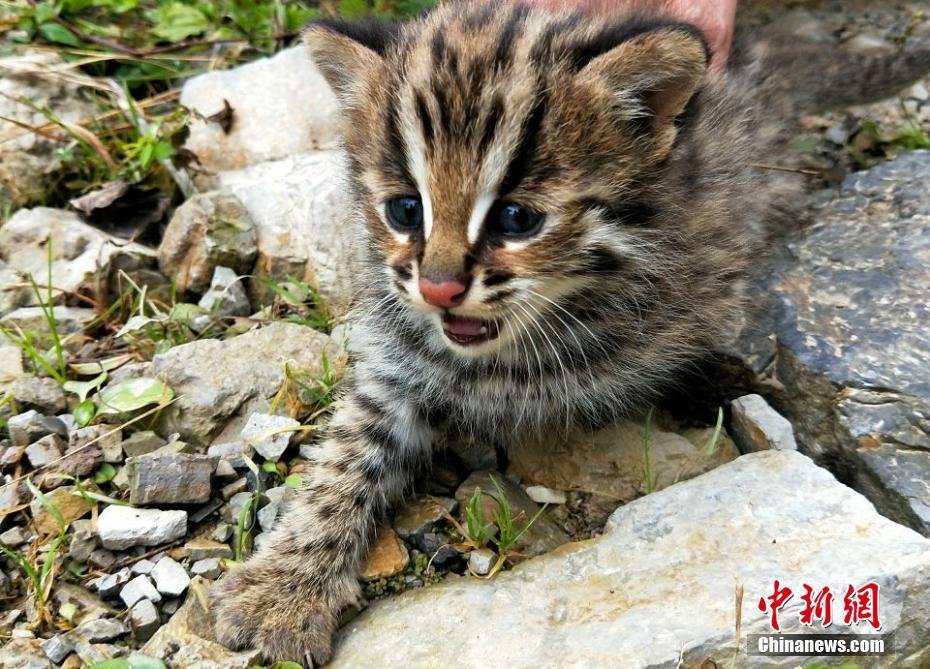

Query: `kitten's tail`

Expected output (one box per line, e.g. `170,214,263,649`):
739,24,930,114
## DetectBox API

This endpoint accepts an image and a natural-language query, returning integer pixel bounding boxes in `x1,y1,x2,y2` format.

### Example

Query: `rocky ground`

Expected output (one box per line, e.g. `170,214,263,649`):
1,1,929,669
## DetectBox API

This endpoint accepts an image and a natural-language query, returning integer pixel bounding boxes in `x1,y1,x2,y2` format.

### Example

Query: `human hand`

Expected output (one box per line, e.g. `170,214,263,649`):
524,0,737,73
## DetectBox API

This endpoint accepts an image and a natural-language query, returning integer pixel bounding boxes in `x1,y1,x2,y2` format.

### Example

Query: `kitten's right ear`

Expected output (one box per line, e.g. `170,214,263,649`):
304,20,401,107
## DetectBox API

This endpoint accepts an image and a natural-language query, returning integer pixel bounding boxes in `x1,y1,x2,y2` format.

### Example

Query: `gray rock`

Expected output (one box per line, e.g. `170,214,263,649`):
0,306,96,342
721,152,930,536
9,377,66,415
151,556,191,597
131,559,156,576
240,412,299,461
130,598,161,642
221,491,255,525
119,575,162,608
97,505,187,550
214,459,236,479
256,501,280,532
121,430,165,458
467,548,495,576
24,433,64,468
52,439,104,480
88,549,116,571
211,522,233,543
95,568,131,599
180,46,340,173
330,451,930,668
191,558,222,579
0,638,50,669
0,208,155,310
0,526,29,547
74,617,126,642
0,52,96,213
39,634,71,664
184,537,233,561
67,519,97,563
417,531,458,566
393,496,457,541
7,410,67,447
198,266,250,318
127,452,217,505
142,576,260,668
70,425,122,464
217,151,356,314
145,322,338,446
730,394,798,453
206,440,253,468
158,191,257,294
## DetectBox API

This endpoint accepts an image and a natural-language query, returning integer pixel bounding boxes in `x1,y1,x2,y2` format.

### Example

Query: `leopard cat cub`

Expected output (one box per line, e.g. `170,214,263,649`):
211,2,916,665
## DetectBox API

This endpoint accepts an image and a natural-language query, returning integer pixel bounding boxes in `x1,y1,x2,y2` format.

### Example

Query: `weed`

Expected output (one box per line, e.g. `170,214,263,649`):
0,478,70,626
444,475,549,578
0,242,70,383
256,275,332,332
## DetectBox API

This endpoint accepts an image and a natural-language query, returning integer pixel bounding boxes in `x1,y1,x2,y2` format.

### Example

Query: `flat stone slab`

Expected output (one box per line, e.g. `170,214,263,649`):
330,451,930,668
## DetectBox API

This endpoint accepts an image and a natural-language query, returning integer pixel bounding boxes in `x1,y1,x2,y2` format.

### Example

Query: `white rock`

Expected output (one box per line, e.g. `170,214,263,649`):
730,394,798,453
198,266,250,317
240,413,300,461
523,485,567,505
217,151,356,315
180,46,341,172
119,575,162,608
330,451,930,668
151,557,191,597
131,559,156,576
467,548,495,576
0,208,155,310
97,505,187,550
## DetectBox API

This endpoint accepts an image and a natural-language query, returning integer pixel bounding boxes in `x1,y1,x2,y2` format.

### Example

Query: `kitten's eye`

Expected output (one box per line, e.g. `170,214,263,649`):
385,197,424,232
490,202,544,238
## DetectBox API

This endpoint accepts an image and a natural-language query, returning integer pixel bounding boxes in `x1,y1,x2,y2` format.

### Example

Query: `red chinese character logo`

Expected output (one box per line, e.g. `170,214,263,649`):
758,579,793,631
799,584,834,627
843,582,881,630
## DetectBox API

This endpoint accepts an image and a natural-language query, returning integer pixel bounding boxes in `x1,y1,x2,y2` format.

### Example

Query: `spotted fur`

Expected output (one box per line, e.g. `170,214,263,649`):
213,3,930,665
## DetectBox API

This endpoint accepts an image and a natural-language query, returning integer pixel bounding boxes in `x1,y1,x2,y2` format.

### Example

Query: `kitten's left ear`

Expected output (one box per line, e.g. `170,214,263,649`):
578,24,709,155
304,20,401,108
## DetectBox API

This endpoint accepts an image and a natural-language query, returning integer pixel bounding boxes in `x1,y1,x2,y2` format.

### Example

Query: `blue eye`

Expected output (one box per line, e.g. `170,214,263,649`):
385,197,424,232
490,201,544,238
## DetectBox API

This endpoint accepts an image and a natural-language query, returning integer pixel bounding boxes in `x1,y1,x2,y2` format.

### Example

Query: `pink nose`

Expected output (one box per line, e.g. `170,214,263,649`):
418,277,468,308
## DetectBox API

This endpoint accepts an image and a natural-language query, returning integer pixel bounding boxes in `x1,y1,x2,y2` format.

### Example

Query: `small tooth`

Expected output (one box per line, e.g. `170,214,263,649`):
479,326,487,334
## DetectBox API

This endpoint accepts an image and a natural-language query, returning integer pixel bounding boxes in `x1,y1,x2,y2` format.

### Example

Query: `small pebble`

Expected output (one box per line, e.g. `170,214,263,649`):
120,575,162,608
131,559,156,576
191,557,222,579
525,485,567,505
151,556,191,597
468,548,496,576
130,598,161,642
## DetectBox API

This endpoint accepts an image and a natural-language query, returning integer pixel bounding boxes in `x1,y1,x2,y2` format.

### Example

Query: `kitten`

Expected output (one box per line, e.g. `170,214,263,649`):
212,2,930,665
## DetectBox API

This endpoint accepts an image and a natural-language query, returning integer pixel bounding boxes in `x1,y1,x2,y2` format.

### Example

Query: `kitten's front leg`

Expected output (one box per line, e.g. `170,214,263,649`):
212,384,432,666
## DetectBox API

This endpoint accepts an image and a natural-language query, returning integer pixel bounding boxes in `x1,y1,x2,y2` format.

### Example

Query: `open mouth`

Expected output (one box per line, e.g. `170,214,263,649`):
441,313,500,346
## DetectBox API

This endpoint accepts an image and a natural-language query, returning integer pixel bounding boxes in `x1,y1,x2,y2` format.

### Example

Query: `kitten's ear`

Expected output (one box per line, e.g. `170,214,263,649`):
304,20,400,107
578,24,709,152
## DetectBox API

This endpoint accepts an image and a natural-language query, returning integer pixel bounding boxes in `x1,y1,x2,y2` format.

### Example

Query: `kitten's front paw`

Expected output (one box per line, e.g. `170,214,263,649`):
212,558,358,667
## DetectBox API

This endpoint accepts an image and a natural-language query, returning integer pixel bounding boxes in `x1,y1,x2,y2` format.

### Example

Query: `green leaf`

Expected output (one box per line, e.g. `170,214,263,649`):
139,142,154,168
272,662,304,669
74,398,96,427
69,354,133,376
338,0,369,19
64,371,108,403
91,463,117,484
96,377,173,415
89,656,167,669
284,474,302,489
153,141,174,161
150,2,211,42
59,601,77,622
37,22,83,47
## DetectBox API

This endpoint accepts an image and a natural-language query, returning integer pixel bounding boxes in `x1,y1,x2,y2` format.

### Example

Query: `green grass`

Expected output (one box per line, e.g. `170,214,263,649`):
0,478,70,626
452,474,549,578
